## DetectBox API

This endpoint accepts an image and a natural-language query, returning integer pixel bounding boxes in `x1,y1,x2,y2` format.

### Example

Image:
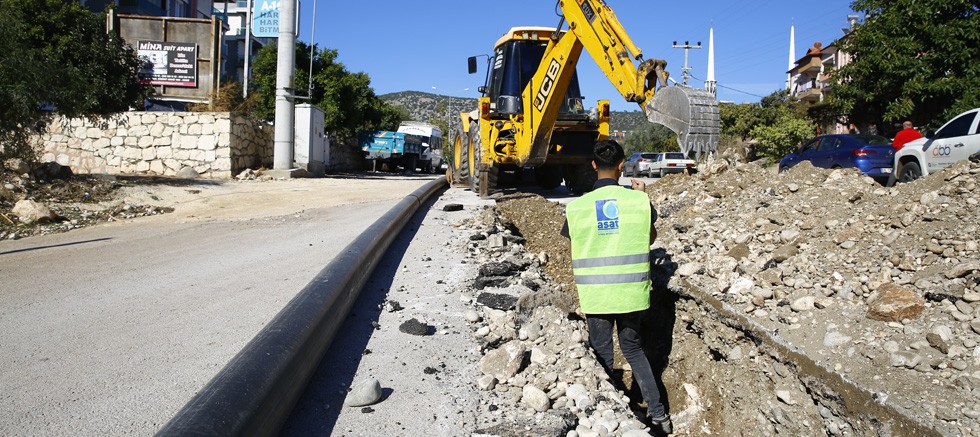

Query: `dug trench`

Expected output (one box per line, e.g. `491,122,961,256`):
461,156,979,436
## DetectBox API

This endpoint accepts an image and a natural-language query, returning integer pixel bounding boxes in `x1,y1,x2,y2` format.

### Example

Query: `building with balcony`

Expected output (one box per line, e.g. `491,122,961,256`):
787,15,859,133
212,1,269,84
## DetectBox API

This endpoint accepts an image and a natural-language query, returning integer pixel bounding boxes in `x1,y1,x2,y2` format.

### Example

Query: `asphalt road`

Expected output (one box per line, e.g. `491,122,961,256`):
0,175,436,435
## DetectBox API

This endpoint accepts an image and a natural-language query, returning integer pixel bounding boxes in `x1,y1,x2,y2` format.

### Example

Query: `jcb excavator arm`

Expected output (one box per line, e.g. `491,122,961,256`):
525,0,715,156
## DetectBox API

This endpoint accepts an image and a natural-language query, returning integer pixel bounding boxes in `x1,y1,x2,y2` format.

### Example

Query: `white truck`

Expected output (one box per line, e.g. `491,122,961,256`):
397,122,443,173
647,152,697,178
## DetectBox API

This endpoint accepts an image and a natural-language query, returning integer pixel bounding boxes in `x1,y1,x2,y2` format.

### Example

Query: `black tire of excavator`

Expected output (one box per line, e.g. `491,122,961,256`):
469,121,498,196
564,162,597,195
458,134,472,185
534,165,563,189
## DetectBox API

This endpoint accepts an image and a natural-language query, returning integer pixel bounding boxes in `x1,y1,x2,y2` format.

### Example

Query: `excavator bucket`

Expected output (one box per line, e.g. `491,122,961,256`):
644,86,720,159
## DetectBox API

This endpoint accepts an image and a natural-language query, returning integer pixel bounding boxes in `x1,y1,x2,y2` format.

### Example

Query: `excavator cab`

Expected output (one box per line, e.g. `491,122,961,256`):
482,38,588,120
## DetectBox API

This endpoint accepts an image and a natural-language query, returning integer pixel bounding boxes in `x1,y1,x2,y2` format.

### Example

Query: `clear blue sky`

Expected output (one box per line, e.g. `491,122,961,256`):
295,0,858,111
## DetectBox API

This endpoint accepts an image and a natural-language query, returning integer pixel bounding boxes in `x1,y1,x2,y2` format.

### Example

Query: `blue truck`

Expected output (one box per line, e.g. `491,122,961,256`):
359,130,424,173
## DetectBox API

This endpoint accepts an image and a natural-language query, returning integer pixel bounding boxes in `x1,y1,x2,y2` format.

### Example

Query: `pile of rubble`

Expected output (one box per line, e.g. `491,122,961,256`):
454,155,979,436
1,158,173,240
650,157,979,434
455,208,663,437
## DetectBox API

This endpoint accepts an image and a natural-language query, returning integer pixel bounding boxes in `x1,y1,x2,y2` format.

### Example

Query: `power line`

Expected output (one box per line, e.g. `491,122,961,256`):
686,72,767,99
716,83,767,99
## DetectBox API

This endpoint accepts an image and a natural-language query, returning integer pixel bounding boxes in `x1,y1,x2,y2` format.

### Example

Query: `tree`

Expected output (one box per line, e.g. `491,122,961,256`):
621,123,677,156
0,0,148,161
250,42,403,141
833,0,980,132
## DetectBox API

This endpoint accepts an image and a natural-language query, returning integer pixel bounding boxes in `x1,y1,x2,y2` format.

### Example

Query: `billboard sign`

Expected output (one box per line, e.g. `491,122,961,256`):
137,40,198,87
253,0,280,38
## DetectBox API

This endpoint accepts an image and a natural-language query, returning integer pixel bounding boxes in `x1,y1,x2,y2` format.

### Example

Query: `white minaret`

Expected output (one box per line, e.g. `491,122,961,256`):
706,26,716,96
787,23,796,91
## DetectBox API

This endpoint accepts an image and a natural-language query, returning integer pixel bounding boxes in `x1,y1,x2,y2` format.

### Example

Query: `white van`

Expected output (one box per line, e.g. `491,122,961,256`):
892,108,980,184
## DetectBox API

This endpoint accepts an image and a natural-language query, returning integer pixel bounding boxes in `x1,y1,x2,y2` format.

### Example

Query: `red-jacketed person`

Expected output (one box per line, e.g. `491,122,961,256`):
892,120,923,151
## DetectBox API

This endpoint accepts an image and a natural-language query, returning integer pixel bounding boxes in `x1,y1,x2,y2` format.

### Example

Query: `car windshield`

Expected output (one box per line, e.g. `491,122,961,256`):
854,134,890,145
665,153,685,159
640,153,657,159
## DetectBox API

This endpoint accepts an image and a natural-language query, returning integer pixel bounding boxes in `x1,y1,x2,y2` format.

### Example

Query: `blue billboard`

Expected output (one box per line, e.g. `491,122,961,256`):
252,0,280,38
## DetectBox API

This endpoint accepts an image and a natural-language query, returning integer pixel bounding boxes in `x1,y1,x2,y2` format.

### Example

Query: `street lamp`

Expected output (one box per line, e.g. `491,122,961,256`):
431,86,470,146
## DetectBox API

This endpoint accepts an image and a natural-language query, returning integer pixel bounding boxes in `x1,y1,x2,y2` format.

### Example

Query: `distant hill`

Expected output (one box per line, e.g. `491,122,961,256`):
379,91,655,134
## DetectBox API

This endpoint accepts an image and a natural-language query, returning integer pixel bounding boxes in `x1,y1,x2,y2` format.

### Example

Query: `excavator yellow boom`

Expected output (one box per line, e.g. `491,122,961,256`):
454,0,719,196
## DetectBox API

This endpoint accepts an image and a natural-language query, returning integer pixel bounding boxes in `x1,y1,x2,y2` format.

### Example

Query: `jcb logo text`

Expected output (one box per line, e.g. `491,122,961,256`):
534,59,562,112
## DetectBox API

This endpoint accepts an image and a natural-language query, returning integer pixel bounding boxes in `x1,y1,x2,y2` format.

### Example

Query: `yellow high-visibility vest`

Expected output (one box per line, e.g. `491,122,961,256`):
567,185,651,314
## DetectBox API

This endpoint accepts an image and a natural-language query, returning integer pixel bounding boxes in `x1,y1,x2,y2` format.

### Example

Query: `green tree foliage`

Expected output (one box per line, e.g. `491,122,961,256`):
0,0,148,160
720,90,815,162
749,116,815,161
833,0,980,131
621,123,677,156
250,42,403,141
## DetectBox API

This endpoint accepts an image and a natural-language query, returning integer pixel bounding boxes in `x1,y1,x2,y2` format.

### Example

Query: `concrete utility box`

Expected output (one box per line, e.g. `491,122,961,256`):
294,104,329,176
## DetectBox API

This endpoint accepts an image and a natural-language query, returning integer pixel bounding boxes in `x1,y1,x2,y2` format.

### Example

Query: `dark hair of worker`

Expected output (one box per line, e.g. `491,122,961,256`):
593,140,625,170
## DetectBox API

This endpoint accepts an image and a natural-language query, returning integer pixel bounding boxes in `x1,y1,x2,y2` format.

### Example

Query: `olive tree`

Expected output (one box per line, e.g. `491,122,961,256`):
0,0,148,161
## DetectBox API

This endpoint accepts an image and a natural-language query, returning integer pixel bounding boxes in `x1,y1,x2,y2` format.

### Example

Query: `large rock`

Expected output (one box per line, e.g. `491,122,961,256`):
479,340,526,380
12,199,57,224
945,263,979,279
3,158,29,175
521,384,551,412
771,243,798,263
344,378,382,407
866,283,925,322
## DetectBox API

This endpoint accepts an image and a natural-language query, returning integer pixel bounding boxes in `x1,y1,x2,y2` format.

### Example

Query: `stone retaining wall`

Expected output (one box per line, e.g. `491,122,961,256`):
39,112,273,178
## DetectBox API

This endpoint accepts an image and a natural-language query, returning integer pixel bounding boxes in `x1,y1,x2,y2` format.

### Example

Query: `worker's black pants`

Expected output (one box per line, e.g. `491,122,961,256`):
586,311,665,418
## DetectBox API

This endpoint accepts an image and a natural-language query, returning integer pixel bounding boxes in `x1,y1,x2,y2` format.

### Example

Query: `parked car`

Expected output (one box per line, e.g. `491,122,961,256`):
648,152,697,177
891,108,980,184
623,152,658,177
778,134,895,181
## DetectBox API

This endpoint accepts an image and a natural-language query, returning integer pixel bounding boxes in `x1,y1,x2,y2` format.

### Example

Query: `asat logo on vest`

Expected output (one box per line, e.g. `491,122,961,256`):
594,199,619,235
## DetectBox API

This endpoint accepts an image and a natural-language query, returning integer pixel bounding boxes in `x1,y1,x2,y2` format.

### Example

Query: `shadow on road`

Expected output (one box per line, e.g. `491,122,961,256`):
0,237,113,256
278,193,438,435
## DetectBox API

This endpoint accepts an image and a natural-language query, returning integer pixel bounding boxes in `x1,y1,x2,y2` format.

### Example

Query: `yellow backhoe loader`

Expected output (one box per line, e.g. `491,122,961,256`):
452,0,719,196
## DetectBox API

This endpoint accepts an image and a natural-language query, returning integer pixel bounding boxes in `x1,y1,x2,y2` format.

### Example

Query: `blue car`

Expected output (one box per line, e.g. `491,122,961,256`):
778,134,896,181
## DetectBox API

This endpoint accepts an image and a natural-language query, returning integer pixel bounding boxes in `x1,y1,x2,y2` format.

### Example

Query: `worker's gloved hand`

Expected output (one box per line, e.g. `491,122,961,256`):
630,178,646,192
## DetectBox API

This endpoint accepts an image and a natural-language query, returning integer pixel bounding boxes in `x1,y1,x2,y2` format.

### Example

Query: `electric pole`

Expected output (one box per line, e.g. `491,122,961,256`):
672,40,702,86
272,0,297,173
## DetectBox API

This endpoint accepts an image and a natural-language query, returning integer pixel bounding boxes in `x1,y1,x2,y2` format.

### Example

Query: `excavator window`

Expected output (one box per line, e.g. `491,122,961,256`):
487,40,584,118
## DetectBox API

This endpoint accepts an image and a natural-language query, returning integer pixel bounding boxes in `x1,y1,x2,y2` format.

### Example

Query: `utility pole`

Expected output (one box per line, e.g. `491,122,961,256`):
272,0,297,174
672,40,702,86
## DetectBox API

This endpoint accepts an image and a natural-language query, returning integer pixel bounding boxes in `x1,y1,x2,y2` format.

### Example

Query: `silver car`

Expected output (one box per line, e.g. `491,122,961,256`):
623,152,658,177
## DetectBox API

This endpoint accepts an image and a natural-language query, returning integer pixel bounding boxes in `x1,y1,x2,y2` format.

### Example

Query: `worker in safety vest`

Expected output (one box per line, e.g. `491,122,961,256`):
561,139,671,436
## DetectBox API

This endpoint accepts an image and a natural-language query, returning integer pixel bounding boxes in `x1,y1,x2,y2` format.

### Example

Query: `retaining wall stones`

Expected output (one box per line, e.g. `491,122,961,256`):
38,112,273,178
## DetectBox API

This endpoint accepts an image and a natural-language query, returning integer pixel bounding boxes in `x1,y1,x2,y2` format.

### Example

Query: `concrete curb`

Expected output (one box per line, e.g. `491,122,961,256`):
157,177,448,436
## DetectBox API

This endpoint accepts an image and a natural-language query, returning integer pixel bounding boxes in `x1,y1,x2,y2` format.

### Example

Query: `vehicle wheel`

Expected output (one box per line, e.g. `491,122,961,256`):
897,161,922,183
469,121,497,196
456,134,471,184
534,165,563,189
778,166,788,174
564,163,598,195
658,169,665,178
